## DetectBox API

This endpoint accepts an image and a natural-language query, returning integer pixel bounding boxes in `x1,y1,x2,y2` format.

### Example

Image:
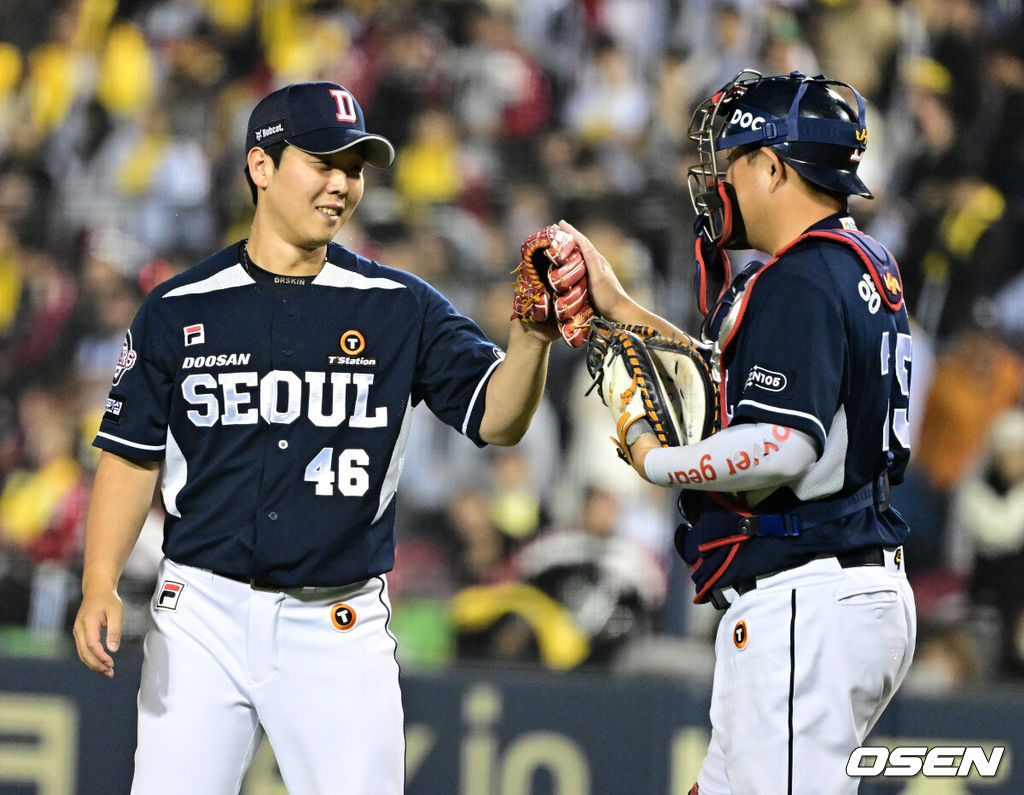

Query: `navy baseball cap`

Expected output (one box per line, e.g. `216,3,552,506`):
245,81,395,168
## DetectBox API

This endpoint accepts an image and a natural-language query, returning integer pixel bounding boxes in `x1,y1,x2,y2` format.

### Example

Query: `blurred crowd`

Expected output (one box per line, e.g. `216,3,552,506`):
1,0,1023,687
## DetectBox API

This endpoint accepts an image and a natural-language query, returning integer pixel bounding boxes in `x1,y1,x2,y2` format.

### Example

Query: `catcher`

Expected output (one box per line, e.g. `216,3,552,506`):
565,71,916,795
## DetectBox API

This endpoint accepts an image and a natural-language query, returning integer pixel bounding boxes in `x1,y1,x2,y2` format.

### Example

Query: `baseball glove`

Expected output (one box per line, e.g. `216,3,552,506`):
585,318,718,464
511,225,595,347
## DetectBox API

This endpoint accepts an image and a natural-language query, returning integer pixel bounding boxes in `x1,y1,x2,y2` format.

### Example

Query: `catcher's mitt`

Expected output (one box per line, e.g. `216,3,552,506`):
511,225,595,347
586,317,718,464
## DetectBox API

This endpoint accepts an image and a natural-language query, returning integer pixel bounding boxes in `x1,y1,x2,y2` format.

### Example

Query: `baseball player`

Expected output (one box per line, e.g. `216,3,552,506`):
71,81,561,794
563,70,917,794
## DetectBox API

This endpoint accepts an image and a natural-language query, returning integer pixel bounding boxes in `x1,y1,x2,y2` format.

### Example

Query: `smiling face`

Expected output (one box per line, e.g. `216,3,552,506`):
249,145,366,252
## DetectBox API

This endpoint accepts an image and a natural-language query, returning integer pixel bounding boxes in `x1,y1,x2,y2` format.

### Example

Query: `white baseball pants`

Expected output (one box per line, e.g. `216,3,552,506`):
695,548,916,795
131,558,404,794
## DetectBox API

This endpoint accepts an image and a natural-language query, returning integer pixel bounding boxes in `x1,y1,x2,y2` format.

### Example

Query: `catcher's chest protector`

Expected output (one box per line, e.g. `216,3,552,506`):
706,229,904,423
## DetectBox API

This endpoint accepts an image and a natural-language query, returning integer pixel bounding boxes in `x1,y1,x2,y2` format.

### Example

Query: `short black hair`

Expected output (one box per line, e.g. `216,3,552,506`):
245,142,287,205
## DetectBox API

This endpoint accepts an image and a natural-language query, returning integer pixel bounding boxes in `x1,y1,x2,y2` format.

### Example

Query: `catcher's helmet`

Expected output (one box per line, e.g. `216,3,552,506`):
688,70,872,241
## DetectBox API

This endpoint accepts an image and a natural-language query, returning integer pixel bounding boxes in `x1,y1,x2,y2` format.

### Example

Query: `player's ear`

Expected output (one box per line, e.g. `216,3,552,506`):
763,149,786,191
247,147,271,191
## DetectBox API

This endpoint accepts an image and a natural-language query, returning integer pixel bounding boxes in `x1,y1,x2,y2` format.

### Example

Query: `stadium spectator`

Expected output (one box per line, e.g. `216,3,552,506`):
0,0,1021,687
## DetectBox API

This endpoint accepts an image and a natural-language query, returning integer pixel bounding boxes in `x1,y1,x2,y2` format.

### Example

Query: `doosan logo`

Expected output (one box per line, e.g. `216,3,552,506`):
746,365,787,392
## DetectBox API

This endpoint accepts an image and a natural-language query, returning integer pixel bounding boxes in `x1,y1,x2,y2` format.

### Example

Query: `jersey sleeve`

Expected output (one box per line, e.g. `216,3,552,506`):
93,294,177,462
728,267,844,452
412,284,504,447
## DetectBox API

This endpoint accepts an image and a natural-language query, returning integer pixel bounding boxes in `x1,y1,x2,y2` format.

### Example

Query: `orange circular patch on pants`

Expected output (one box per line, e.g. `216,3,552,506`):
733,620,748,649
331,603,357,631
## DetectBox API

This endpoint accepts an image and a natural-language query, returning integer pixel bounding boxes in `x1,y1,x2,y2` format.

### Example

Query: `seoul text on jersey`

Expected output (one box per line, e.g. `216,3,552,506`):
180,369,388,428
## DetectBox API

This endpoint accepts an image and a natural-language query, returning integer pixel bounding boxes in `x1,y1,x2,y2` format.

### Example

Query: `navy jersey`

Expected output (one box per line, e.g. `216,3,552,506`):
94,241,504,587
714,215,911,579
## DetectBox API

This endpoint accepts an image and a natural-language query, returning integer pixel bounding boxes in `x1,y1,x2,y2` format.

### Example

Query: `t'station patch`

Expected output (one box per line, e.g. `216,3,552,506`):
327,330,377,367
330,602,357,632
156,580,185,611
733,620,748,650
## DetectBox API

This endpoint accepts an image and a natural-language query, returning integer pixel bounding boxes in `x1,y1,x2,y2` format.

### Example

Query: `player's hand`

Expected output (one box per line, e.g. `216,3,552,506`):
516,316,560,344
73,590,124,678
512,225,594,346
627,433,662,479
556,220,632,321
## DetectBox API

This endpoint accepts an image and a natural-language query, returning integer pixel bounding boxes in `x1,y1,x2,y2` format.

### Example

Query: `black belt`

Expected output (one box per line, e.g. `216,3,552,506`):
212,570,344,592
212,570,286,591
712,547,885,608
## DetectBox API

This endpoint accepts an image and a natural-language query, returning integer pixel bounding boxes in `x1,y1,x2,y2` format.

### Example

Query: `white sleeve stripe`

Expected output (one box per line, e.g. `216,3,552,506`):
462,353,505,436
734,399,827,438
96,431,166,451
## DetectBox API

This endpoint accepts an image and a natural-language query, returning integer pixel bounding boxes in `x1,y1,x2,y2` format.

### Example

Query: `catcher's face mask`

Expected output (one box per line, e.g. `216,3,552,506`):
689,69,873,242
687,69,762,249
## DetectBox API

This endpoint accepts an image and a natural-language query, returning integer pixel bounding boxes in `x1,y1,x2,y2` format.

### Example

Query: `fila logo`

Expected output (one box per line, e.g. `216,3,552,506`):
184,324,205,346
331,602,357,631
329,89,357,123
156,581,184,611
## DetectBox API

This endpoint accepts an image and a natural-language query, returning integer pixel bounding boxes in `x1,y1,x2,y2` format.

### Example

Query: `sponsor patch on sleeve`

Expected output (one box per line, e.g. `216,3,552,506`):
745,364,788,393
103,397,124,424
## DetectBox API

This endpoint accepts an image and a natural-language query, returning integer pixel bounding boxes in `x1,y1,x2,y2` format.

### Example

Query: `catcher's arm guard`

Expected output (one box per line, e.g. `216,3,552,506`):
512,226,595,347
585,318,719,465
